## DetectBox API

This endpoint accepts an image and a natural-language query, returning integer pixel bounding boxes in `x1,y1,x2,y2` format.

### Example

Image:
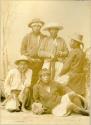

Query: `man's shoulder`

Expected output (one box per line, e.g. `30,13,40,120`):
40,33,47,41
43,36,50,42
7,68,19,75
57,36,65,41
23,32,46,39
40,33,47,37
25,32,32,37
44,36,49,40
51,80,62,87
23,32,33,38
71,48,82,55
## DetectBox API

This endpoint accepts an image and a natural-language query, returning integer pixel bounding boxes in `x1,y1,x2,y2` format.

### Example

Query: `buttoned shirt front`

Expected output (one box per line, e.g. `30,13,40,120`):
4,68,32,96
38,36,68,62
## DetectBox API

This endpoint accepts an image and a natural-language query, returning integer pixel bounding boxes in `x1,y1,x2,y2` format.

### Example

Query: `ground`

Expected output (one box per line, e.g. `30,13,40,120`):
0,108,90,125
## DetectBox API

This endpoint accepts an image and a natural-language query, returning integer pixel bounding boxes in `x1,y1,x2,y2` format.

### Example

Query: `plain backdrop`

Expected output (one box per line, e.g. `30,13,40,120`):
0,0,91,78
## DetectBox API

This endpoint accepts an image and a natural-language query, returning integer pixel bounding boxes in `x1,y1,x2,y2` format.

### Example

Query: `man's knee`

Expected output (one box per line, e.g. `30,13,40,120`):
67,92,76,99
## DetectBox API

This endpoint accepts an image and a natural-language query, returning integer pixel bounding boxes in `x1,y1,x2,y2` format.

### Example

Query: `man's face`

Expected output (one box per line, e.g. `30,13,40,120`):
31,25,41,34
18,61,28,73
49,28,59,38
70,39,78,49
41,73,50,84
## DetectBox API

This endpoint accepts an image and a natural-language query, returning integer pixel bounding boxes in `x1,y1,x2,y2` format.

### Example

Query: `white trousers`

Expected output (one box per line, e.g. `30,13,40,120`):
52,94,72,116
52,91,88,116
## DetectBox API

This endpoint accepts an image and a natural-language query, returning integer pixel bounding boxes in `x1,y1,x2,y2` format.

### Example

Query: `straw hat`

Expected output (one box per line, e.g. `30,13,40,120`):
71,34,83,44
28,18,45,28
44,23,63,31
15,55,30,65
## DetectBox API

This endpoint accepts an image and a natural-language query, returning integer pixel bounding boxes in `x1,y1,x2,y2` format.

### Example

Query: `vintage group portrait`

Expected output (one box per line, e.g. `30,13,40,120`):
0,0,91,125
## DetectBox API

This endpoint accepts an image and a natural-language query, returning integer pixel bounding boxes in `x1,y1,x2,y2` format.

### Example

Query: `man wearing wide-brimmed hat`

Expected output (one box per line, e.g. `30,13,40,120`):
60,34,87,97
3,56,32,112
38,23,68,80
21,18,46,85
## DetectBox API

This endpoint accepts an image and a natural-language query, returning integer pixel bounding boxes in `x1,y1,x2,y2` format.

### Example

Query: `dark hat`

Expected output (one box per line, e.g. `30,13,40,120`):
28,18,45,28
71,34,84,48
71,34,83,44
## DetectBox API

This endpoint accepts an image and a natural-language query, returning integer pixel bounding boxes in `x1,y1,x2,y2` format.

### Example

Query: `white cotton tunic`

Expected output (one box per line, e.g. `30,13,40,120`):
4,68,32,97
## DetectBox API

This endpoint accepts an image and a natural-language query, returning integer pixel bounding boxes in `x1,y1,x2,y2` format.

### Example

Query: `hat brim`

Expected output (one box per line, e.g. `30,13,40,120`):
15,59,30,65
28,21,44,28
39,71,51,76
44,26,63,31
71,38,82,44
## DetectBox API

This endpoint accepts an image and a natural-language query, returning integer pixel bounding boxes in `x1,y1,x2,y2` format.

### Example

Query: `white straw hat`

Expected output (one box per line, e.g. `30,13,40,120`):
44,23,63,31
15,55,30,65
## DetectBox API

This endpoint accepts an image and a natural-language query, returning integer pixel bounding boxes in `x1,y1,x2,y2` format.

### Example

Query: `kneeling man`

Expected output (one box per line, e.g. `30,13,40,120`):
3,56,32,112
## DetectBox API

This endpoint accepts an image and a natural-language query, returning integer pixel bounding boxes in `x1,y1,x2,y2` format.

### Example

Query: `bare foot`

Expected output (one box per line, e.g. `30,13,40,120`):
1,101,6,106
0,104,5,109
80,109,89,116
21,107,30,112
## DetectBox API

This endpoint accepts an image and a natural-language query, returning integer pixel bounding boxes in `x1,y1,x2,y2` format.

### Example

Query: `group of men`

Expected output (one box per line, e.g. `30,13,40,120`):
1,18,89,116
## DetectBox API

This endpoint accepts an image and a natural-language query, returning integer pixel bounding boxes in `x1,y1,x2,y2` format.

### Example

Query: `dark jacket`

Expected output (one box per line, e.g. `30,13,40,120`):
60,48,87,96
21,32,46,58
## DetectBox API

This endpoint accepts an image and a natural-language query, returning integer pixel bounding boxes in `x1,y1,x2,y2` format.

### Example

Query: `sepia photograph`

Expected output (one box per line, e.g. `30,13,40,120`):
0,0,91,125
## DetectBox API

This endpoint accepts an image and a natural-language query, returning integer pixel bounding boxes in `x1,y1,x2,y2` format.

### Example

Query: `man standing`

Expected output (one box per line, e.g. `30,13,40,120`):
60,34,87,97
21,18,46,85
38,24,68,80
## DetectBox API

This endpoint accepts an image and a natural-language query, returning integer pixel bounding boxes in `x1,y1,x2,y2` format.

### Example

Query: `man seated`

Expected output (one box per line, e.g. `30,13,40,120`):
3,56,32,112
32,68,89,116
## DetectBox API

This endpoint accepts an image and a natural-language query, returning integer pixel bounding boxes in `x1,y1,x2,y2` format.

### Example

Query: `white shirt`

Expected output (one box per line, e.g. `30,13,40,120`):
46,86,50,93
44,86,51,93
4,68,32,96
